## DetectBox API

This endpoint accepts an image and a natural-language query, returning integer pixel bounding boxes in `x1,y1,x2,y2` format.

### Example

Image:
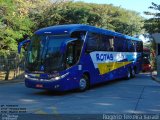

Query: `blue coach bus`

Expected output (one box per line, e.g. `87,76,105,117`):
18,24,143,91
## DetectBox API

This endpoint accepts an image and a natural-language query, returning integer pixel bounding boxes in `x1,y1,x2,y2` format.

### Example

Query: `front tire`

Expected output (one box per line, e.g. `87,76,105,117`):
78,75,89,92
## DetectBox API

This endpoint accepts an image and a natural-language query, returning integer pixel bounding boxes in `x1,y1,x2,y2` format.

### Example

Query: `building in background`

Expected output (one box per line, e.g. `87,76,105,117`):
152,33,160,77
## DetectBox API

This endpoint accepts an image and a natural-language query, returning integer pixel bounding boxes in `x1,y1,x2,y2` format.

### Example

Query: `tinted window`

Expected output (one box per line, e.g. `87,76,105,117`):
98,35,113,51
66,40,83,68
136,41,143,52
86,33,99,52
108,38,114,51
123,39,128,52
128,40,135,52
71,31,86,40
114,37,128,52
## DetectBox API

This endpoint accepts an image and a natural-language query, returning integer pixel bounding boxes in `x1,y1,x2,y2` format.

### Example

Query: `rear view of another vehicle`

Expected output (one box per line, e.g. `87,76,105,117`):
142,48,151,72
142,58,151,72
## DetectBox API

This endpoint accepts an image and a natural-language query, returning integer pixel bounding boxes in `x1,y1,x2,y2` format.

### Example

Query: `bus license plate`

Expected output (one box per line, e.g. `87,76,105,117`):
36,84,43,88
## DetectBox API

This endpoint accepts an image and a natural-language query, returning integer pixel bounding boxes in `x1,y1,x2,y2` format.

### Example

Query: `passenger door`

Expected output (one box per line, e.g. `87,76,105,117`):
65,40,83,68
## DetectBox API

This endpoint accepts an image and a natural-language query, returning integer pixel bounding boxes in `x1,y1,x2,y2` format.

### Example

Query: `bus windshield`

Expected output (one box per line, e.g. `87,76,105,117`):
26,34,73,73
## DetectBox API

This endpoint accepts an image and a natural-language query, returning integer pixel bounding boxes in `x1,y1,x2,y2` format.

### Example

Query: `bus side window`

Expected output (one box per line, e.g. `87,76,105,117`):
123,39,128,52
114,37,128,52
114,37,122,52
86,32,99,53
109,37,114,51
98,35,112,51
71,31,86,41
66,42,74,67
66,40,83,68
136,41,143,52
128,40,135,52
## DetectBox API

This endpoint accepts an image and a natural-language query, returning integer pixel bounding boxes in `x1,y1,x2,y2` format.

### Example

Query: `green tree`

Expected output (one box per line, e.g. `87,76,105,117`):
0,0,145,57
143,2,160,69
33,2,102,29
35,1,144,36
144,2,160,33
0,0,33,56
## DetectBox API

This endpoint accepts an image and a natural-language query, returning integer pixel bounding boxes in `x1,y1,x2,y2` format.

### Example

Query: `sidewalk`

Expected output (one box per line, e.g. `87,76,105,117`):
0,74,24,84
151,70,160,83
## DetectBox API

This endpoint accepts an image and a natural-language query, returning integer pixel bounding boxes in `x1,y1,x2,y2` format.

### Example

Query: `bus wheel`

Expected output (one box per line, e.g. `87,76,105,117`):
126,68,131,80
79,75,89,92
131,68,135,78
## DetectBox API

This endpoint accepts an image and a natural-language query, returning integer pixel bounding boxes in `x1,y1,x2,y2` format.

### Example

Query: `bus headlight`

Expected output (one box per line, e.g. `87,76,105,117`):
25,74,29,78
24,74,39,80
55,76,61,80
51,72,69,81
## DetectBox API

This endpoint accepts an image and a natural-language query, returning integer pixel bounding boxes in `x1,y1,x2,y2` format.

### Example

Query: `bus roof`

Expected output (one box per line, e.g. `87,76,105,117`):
35,24,141,41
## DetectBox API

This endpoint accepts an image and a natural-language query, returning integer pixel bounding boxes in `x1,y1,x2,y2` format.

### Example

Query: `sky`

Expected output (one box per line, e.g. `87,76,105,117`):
75,0,159,18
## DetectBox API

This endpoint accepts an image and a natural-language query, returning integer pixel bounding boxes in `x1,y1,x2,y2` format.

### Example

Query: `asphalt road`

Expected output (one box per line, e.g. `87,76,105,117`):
0,73,160,114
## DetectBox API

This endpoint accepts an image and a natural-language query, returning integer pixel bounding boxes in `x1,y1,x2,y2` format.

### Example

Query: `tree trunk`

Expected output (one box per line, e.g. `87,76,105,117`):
5,66,10,80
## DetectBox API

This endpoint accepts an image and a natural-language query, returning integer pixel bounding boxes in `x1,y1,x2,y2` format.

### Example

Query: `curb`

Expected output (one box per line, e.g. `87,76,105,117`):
151,72,160,83
0,79,24,84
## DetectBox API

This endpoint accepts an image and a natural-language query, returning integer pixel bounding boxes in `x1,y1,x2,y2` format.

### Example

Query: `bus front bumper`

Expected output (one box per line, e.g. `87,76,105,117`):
25,78,67,91
24,72,80,91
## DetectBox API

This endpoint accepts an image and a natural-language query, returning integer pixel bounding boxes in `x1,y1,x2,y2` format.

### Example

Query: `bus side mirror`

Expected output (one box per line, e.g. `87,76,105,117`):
18,39,31,54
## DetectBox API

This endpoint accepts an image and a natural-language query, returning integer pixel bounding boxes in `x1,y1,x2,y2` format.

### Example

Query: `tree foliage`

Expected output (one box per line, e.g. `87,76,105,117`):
35,1,144,36
144,2,160,33
0,0,144,56
0,0,33,56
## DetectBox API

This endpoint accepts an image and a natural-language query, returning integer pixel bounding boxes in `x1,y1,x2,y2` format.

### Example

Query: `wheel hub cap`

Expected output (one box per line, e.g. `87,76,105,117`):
79,78,86,90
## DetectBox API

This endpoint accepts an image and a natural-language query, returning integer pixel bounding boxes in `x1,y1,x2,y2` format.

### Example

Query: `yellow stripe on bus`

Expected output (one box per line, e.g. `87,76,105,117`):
97,62,131,75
